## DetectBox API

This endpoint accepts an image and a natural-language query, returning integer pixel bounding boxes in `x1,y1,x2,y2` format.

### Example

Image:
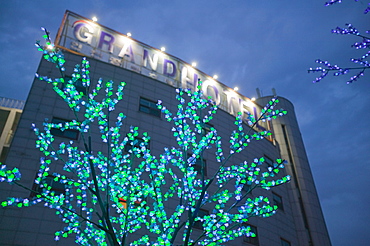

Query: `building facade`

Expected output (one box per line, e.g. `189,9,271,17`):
0,97,24,163
0,11,331,246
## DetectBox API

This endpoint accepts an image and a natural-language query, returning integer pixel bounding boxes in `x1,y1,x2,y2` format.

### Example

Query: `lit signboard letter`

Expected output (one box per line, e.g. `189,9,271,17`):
143,49,159,70
98,31,115,53
118,42,135,63
253,107,267,131
181,66,199,91
163,59,176,77
225,91,243,116
202,79,221,105
73,20,94,45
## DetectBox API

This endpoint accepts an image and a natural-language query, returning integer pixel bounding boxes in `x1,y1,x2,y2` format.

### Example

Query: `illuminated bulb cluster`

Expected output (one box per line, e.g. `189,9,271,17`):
36,28,65,71
325,1,370,14
0,164,21,183
0,28,291,246
259,97,287,121
309,22,370,83
309,59,368,84
229,98,286,155
154,82,289,245
324,0,342,6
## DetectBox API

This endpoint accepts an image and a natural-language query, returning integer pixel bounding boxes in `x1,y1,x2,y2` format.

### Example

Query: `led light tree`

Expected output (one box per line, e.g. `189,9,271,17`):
0,29,289,246
308,0,370,84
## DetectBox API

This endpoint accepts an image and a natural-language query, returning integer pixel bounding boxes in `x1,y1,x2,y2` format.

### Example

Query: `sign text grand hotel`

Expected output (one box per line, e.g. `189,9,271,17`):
56,11,268,132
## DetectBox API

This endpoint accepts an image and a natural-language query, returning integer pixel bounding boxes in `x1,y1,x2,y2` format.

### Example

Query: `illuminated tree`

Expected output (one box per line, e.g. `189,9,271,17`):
308,0,370,84
0,29,289,246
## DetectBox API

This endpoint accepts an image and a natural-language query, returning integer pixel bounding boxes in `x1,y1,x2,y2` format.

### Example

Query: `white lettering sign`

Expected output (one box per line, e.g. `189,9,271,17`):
56,11,269,132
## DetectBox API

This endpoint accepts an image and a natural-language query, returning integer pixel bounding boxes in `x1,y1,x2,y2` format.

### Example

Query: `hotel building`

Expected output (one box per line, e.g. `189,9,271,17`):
0,11,331,246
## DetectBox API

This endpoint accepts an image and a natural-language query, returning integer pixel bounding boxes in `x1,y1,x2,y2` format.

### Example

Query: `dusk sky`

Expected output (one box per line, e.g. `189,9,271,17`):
1,1,369,245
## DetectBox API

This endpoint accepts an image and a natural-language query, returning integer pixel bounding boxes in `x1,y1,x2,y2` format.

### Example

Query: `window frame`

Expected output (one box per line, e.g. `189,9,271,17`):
124,136,146,152
187,154,207,176
193,208,209,230
280,238,291,246
242,182,252,194
272,192,284,211
264,155,274,167
139,97,161,118
201,122,214,136
50,117,80,140
123,135,150,158
30,174,65,198
243,223,259,245
61,75,88,95
118,197,142,210
117,191,146,213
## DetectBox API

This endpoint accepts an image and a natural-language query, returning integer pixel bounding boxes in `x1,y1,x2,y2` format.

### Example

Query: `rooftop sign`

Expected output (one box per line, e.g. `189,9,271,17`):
55,11,270,133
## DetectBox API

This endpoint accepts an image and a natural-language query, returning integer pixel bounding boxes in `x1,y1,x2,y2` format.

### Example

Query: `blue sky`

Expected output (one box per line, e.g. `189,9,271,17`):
1,1,369,245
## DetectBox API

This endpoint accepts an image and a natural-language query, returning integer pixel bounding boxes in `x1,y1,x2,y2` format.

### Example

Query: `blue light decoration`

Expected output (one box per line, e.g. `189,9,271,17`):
325,0,370,14
0,28,289,245
309,2,370,83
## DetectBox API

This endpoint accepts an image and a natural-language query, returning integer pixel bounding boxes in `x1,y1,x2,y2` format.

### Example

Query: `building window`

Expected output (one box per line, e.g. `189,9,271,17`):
273,192,284,211
124,136,149,155
61,76,87,95
117,190,146,212
139,97,161,117
280,238,291,246
188,154,207,176
0,109,10,137
201,122,213,135
118,197,142,210
242,182,252,193
243,224,259,245
50,117,79,140
193,208,209,230
31,175,65,197
124,136,143,152
264,155,274,167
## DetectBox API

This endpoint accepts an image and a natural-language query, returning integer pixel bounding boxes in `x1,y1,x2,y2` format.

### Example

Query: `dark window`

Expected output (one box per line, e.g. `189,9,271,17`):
264,156,274,167
273,192,284,211
201,122,213,135
118,191,146,213
193,209,209,230
61,76,87,95
0,109,10,136
124,136,148,154
0,147,10,163
50,117,79,140
188,154,207,176
118,198,142,210
31,175,65,197
242,182,252,193
139,97,161,117
243,224,259,245
280,238,291,246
